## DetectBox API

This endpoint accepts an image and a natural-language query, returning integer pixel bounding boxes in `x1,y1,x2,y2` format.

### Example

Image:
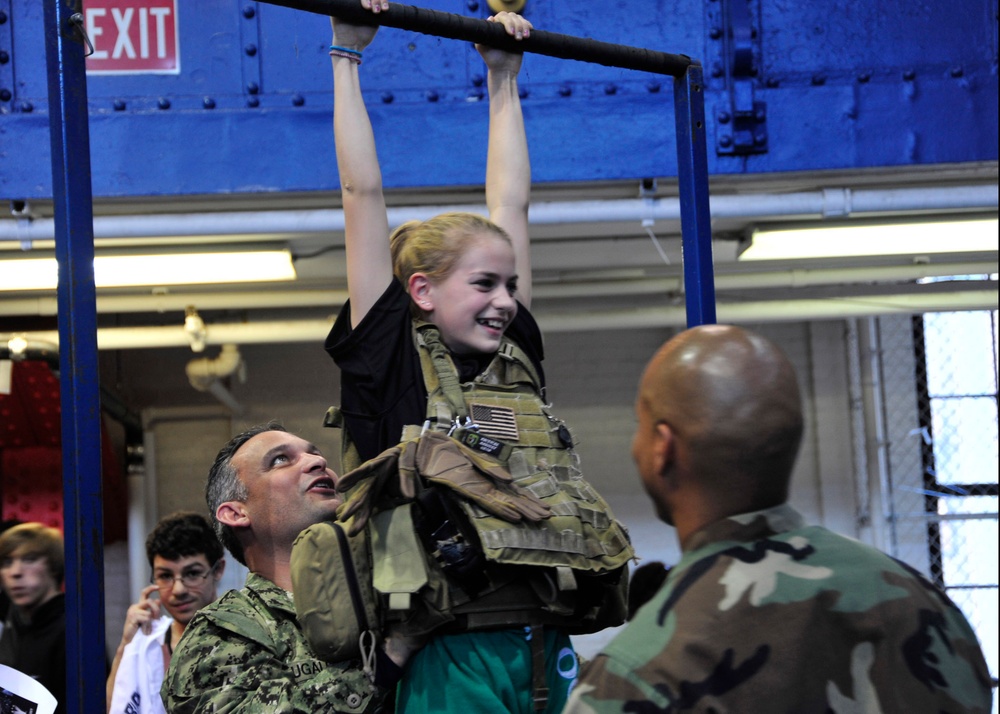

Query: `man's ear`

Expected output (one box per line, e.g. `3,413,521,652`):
652,422,676,478
216,502,249,529
212,557,227,582
408,273,434,312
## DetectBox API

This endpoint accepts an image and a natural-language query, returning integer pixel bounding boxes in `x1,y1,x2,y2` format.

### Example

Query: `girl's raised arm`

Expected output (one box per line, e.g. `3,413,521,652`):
332,1,393,327
480,13,533,308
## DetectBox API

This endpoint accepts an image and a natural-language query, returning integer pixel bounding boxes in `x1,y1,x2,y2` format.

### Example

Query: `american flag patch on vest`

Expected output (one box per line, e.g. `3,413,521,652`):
470,403,519,441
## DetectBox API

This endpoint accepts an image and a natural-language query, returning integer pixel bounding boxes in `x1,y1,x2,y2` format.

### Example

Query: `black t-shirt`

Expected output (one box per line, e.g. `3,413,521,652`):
325,280,545,464
0,593,66,713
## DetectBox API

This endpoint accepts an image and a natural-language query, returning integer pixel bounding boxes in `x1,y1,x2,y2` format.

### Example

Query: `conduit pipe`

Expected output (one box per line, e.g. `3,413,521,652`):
0,263,995,317
2,290,995,349
185,344,246,414
1,185,996,243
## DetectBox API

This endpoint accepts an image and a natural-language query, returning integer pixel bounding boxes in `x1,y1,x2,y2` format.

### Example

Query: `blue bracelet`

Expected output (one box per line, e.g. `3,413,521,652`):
329,45,363,58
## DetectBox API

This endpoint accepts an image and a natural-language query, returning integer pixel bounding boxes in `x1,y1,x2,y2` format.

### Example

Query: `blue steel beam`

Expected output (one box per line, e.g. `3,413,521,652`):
2,0,997,199
674,63,717,327
42,2,105,713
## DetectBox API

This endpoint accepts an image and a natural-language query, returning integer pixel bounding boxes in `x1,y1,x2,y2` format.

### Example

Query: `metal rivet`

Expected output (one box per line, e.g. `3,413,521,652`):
466,0,479,10
425,90,439,102
471,74,484,87
902,68,915,81
711,62,723,78
709,27,722,39
950,66,963,78
247,96,259,107
381,91,394,104
245,43,257,56
857,71,871,83
467,88,484,101
604,84,617,95
646,81,661,93
518,87,528,99
811,74,825,86
113,99,126,111
247,82,259,94
19,101,32,113
0,11,7,23
717,111,731,124
0,51,8,65
754,130,767,146
158,97,171,109
765,77,779,88
242,5,256,18
558,85,572,97
292,93,305,106
754,107,766,122
203,97,216,109
718,135,733,148
0,89,8,102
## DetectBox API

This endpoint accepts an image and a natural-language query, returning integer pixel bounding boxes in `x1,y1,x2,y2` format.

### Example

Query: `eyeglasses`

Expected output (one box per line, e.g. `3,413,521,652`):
150,561,220,591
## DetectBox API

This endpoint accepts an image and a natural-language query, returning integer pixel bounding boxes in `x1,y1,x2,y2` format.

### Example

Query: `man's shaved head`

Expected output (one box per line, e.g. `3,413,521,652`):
637,325,804,508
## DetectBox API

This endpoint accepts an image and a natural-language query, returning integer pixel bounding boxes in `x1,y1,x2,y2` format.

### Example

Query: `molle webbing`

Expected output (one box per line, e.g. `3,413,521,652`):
414,323,634,574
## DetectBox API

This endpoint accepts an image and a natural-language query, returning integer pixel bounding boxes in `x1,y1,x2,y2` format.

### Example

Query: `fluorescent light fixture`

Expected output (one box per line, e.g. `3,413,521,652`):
741,218,999,262
0,249,297,291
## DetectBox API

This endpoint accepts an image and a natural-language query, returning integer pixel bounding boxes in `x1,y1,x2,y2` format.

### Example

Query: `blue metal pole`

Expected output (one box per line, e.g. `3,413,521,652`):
673,63,718,327
42,3,105,712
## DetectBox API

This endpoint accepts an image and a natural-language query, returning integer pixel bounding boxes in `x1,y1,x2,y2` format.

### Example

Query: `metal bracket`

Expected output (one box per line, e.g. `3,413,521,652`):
711,0,767,155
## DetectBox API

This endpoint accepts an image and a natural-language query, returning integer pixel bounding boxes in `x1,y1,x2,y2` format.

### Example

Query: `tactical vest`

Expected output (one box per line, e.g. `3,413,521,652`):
315,321,633,640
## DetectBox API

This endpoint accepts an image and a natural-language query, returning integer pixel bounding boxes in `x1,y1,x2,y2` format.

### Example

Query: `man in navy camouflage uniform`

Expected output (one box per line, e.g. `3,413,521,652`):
162,424,417,713
565,325,993,713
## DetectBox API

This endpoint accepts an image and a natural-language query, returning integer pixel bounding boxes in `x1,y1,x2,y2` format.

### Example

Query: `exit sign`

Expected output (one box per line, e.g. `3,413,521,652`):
84,0,180,74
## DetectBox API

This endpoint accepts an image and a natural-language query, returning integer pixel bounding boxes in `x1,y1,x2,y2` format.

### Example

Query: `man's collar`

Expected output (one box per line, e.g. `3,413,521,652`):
683,503,804,553
244,571,295,614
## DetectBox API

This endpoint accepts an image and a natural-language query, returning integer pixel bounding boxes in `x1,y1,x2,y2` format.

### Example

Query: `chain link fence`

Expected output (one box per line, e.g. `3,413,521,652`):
872,311,998,701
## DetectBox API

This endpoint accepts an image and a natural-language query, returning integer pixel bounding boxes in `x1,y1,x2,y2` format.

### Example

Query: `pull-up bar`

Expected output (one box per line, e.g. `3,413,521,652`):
259,0,717,326
261,0,692,77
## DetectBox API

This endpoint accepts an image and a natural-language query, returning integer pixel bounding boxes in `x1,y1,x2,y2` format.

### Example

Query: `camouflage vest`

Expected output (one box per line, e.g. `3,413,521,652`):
317,321,633,639
407,322,634,576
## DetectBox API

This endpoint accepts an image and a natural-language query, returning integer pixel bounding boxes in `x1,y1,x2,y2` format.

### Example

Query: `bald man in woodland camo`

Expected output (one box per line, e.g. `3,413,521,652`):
565,324,993,714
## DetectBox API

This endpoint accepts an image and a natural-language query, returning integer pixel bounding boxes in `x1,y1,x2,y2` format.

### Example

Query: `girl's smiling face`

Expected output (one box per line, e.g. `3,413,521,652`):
413,233,519,355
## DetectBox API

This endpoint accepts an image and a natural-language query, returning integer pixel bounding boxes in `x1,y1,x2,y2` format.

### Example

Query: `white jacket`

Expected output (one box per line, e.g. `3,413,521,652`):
108,616,172,714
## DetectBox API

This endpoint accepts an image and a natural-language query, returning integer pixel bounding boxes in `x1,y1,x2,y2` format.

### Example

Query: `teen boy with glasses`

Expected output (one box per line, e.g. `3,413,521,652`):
107,511,225,714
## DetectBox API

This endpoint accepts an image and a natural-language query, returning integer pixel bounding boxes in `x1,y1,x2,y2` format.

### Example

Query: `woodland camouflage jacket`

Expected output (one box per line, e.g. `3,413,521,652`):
565,504,993,714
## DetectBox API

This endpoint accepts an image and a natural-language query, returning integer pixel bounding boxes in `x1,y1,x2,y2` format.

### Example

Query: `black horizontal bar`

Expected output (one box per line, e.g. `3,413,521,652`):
258,0,693,77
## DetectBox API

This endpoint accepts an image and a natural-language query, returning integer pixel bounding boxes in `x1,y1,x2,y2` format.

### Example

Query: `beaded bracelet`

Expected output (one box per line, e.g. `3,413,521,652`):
329,44,362,64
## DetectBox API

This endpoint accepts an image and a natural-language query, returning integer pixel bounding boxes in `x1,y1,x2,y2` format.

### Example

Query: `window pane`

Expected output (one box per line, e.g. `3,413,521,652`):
930,396,999,484
924,311,998,396
936,512,999,587
938,495,999,516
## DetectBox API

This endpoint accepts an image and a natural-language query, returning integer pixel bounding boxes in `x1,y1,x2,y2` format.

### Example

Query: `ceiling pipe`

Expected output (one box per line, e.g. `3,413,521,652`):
0,262,995,317
3,290,995,349
1,185,996,244
185,344,246,414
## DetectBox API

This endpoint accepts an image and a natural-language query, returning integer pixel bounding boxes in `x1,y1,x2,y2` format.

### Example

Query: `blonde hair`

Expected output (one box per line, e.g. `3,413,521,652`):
390,212,512,287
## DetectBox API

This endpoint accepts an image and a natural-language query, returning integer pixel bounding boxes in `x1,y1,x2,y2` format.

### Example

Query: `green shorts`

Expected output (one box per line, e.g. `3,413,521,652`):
396,627,578,714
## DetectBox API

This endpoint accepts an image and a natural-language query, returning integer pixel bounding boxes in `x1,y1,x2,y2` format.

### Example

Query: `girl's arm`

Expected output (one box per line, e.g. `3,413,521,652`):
480,13,533,308
333,0,393,327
